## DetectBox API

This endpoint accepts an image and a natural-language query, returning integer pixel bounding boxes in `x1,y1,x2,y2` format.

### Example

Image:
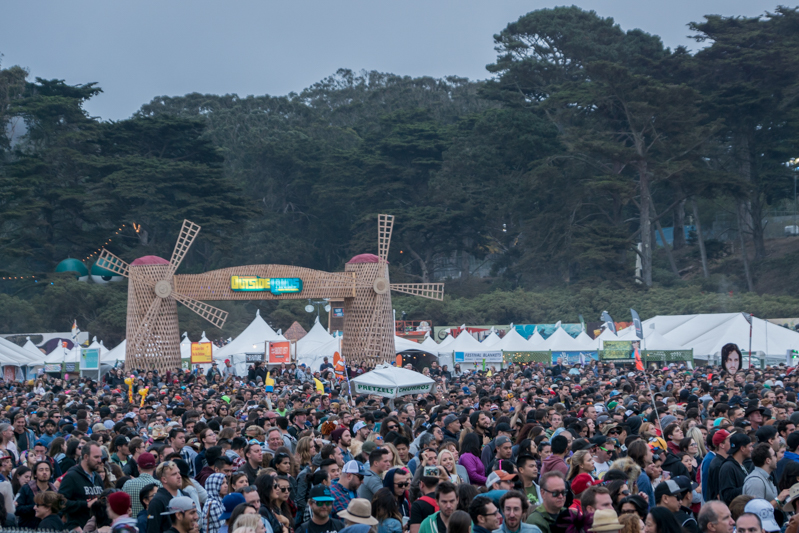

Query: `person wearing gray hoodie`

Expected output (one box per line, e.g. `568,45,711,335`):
358,449,391,502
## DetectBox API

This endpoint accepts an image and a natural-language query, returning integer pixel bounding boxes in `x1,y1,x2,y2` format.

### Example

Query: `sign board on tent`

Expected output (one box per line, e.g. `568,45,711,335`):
65,362,77,372
642,350,693,363
601,340,634,360
454,351,502,363
352,382,434,398
552,351,599,364
268,341,291,364
81,348,100,370
246,352,264,363
44,364,62,373
181,358,191,370
191,342,213,364
3,367,15,381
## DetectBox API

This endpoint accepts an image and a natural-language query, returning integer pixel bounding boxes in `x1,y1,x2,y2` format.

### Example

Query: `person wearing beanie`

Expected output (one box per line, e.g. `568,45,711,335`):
107,491,138,533
442,414,461,443
707,429,731,502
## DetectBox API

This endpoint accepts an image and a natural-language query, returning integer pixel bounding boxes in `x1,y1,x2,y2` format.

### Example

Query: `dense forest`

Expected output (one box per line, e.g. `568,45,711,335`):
1,6,799,345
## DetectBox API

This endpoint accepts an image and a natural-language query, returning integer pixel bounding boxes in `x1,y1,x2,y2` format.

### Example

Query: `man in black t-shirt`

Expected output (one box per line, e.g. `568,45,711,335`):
296,485,344,533
410,476,440,533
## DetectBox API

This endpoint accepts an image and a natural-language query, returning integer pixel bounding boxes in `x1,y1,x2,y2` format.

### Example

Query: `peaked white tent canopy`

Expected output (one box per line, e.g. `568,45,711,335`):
105,340,127,362
295,317,339,371
44,345,80,364
540,327,585,351
180,332,192,360
0,336,38,366
395,335,434,354
87,337,110,357
481,329,502,350
445,331,483,352
437,334,455,351
574,331,598,351
527,329,545,347
215,310,280,362
351,363,435,399
500,328,539,352
420,334,440,353
23,337,43,357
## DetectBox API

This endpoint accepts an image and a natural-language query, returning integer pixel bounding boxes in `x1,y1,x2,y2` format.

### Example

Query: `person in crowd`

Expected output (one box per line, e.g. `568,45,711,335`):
526,472,567,533
34,491,67,531
16,460,56,528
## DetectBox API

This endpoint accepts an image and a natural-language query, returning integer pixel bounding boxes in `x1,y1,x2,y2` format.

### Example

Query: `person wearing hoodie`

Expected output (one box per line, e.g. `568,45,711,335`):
58,442,105,530
358,448,391,502
383,467,411,518
776,431,799,481
107,491,138,533
539,436,569,478
201,473,228,533
418,482,459,533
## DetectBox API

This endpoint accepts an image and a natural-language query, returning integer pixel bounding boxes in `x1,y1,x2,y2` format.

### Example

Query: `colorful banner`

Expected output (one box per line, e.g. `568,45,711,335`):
44,364,62,373
181,358,191,370
191,342,213,364
503,351,551,364
642,349,693,363
454,351,503,363
268,341,291,364
4,367,15,381
230,276,303,295
81,348,100,370
551,351,599,364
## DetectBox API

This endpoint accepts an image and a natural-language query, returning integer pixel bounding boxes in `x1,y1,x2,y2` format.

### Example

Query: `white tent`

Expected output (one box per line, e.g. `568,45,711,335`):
180,332,192,360
0,336,39,366
574,331,598,351
500,328,540,352
645,313,799,361
351,363,435,399
87,336,110,357
395,335,430,353
215,310,280,362
527,329,546,347
446,331,483,352
106,340,127,363
296,318,338,370
44,344,80,364
481,329,502,350
23,337,43,357
540,327,585,351
437,333,455,352
640,330,684,351
420,334,440,353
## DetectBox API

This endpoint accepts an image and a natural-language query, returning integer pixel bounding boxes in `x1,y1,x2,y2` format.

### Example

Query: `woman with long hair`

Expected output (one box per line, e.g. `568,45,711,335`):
231,472,250,492
373,487,403,533
60,439,82,473
256,474,288,533
437,449,464,484
685,427,707,459
294,437,316,470
383,443,405,468
567,450,595,481
11,465,31,496
34,491,66,531
644,507,683,533
47,437,66,464
619,512,643,533
457,484,479,512
459,433,486,485
447,510,472,533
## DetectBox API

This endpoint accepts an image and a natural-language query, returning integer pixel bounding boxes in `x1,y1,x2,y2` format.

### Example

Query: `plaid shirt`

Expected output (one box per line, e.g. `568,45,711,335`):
122,473,162,517
330,481,356,518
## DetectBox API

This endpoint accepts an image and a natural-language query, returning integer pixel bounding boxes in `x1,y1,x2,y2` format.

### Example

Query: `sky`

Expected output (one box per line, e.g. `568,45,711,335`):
0,1,786,121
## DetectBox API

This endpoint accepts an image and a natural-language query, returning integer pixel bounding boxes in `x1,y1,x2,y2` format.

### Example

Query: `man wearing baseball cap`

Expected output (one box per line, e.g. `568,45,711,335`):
719,433,753,505
297,485,344,533
330,460,364,519
122,452,159,517
707,429,731,502
160,496,198,533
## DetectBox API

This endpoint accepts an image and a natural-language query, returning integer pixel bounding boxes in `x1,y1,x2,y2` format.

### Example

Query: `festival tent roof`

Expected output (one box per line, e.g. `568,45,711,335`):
539,327,585,351
0,336,40,365
23,337,42,357
574,331,599,351
284,321,308,342
296,317,336,356
646,313,799,358
44,344,80,364
180,332,192,360
88,336,110,357
437,334,455,351
105,340,127,362
640,330,684,351
420,334,440,353
215,310,280,361
444,330,484,353
351,363,435,398
395,335,431,354
500,327,539,352
481,329,502,350
527,329,546,348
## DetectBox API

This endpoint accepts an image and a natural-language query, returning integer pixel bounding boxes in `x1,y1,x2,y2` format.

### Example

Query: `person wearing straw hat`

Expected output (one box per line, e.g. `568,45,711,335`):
588,509,623,533
338,498,379,531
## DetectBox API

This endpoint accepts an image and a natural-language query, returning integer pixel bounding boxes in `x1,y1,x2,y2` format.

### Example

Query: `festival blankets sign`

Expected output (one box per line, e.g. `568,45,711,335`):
454,351,502,363
352,381,434,398
552,351,599,365
601,340,634,360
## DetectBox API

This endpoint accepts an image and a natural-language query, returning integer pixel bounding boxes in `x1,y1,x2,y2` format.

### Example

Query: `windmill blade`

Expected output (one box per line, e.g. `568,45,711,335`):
96,249,130,278
390,283,444,301
172,291,228,329
377,214,394,262
166,220,201,278
133,296,162,343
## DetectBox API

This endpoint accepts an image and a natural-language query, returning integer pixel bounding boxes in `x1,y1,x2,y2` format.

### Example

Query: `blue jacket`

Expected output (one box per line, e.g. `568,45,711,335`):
637,472,654,511
776,451,799,481
701,451,716,500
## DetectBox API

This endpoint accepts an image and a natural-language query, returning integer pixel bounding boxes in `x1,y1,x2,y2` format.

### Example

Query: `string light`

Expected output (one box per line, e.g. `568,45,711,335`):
84,225,126,260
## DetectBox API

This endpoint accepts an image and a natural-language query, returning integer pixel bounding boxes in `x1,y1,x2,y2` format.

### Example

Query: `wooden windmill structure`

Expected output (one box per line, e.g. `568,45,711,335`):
97,215,443,370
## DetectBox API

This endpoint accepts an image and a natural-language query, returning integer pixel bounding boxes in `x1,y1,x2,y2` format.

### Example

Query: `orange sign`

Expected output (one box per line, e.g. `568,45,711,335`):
191,342,213,364
268,341,291,364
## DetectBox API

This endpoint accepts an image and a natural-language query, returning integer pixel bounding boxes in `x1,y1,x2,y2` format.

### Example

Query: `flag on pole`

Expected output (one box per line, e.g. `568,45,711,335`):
631,309,643,340
601,311,616,334
314,378,324,393
634,344,644,371
265,371,275,392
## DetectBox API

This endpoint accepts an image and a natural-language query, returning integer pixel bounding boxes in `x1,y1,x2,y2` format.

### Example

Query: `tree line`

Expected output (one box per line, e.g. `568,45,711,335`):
1,6,799,341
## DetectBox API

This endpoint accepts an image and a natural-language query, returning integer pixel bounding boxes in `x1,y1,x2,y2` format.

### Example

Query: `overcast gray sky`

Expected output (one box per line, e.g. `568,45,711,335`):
0,1,786,121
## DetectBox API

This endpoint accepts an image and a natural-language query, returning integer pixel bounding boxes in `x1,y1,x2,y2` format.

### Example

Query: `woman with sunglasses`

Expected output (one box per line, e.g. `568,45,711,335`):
383,468,411,518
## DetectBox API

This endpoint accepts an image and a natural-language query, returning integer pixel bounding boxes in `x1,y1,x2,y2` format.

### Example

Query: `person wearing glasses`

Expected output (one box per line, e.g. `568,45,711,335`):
592,435,615,477
296,485,344,533
383,467,411,518
468,495,501,533
525,472,568,533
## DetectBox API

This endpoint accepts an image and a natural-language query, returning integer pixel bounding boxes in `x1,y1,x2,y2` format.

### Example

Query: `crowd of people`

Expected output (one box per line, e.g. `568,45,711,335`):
0,343,797,533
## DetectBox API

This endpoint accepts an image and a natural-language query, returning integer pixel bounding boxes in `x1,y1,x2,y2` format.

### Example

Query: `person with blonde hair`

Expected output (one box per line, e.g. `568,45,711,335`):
384,443,405,468
567,450,596,481
295,437,316,471
231,513,266,533
437,449,464,484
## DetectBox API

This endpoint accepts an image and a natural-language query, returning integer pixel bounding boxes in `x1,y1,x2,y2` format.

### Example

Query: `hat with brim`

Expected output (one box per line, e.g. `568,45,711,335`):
589,509,623,532
782,483,799,513
746,404,766,417
338,499,379,526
